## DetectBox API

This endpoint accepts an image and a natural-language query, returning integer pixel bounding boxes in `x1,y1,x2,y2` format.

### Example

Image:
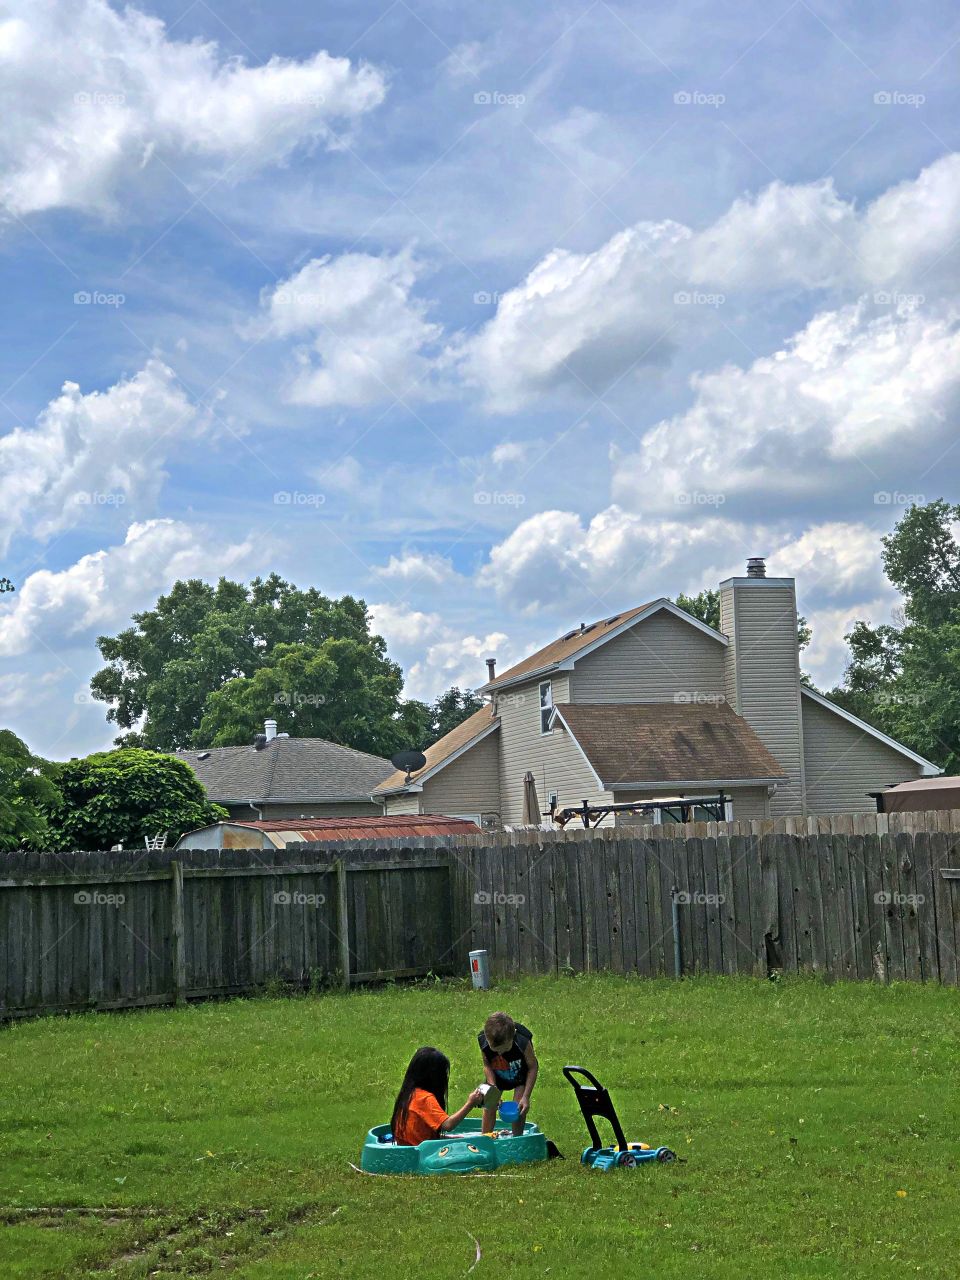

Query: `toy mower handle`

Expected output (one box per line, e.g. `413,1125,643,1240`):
562,1065,605,1092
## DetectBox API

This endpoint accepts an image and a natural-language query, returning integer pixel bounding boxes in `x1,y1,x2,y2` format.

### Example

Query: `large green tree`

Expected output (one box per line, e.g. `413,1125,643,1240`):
0,730,60,851
91,575,412,751
46,749,227,851
826,501,960,770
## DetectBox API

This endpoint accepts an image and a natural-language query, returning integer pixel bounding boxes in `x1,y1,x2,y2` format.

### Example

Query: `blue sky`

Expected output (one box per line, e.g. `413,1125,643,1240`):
1,0,959,758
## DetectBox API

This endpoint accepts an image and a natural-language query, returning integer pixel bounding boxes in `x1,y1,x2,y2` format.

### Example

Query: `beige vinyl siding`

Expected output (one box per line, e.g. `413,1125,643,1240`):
570,611,724,702
801,692,925,815
382,792,423,815
611,785,770,821
495,674,612,823
721,581,806,817
419,729,501,818
719,589,739,706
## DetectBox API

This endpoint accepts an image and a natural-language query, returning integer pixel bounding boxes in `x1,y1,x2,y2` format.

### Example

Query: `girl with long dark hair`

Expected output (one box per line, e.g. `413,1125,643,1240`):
391,1046,484,1146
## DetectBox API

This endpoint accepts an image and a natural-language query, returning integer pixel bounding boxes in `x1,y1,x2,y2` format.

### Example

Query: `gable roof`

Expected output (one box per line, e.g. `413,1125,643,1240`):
480,599,726,692
179,814,481,846
551,701,788,788
799,685,940,775
374,705,500,795
176,737,393,804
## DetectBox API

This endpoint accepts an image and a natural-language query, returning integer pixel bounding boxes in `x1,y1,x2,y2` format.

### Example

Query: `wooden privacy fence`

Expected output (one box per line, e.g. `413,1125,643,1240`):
4,826,960,1018
0,846,454,1019
451,829,960,985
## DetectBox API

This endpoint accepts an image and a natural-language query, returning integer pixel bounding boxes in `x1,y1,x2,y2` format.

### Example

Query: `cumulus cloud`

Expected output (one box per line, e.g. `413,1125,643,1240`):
0,520,256,656
477,505,742,612
370,601,508,699
0,360,211,554
376,551,458,586
454,153,960,411
613,300,960,521
0,0,385,216
259,250,441,407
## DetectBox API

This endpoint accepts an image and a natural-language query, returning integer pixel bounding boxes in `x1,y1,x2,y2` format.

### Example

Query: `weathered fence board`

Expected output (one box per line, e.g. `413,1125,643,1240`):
5,826,960,1019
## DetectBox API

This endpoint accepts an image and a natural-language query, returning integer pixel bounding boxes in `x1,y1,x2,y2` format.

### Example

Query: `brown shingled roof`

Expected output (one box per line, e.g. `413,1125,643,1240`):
553,701,787,786
374,704,499,794
481,603,658,690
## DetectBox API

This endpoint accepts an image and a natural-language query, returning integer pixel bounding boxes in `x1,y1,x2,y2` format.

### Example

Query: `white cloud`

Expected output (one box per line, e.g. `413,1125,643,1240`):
259,250,441,407
614,300,960,517
0,0,386,216
491,441,531,466
769,523,888,599
477,505,741,612
376,552,458,586
0,360,210,554
370,601,507,699
0,520,256,657
454,153,960,411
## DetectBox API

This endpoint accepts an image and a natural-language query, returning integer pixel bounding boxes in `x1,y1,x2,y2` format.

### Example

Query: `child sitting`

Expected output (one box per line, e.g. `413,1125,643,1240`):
391,1046,484,1146
478,1012,538,1136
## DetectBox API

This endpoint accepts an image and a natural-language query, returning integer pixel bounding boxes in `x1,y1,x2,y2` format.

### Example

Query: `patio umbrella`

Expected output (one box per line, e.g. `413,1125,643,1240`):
522,771,541,826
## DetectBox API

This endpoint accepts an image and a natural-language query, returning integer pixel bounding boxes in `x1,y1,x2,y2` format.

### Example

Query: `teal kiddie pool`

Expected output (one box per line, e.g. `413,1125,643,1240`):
360,1119,548,1175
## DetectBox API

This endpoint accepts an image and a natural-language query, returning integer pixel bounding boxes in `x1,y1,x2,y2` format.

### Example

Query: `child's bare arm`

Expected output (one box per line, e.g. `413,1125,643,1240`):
518,1044,539,1113
441,1089,485,1132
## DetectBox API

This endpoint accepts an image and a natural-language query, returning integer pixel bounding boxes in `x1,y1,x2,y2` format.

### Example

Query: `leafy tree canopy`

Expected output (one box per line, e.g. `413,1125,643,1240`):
46,749,227,852
91,574,408,751
826,500,960,770
0,729,60,851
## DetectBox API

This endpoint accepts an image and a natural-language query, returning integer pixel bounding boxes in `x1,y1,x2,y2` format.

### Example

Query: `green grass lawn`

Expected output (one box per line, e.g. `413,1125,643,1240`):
2,974,959,1278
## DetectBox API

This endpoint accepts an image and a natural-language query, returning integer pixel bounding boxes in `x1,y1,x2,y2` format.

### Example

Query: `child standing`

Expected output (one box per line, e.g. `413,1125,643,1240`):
391,1047,484,1146
478,1012,538,1136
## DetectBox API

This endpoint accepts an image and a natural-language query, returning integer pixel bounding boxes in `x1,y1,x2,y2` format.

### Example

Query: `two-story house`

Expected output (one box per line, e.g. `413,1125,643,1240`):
374,559,939,825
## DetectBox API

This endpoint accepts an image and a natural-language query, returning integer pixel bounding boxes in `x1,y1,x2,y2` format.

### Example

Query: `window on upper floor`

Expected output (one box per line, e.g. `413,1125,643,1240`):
539,680,553,734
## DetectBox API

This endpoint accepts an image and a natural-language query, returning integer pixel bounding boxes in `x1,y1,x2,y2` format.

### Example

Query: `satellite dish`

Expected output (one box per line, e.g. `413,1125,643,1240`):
391,748,427,781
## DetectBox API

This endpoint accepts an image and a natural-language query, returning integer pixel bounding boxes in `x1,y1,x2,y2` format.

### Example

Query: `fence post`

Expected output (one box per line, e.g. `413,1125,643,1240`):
335,858,350,990
171,861,186,1006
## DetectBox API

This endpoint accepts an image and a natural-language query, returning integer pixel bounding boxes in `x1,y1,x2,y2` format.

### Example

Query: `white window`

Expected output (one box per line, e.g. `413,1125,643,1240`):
539,680,553,734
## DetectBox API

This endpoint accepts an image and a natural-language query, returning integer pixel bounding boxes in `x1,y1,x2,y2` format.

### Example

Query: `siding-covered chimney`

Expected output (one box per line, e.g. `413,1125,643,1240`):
264,718,277,742
719,559,806,816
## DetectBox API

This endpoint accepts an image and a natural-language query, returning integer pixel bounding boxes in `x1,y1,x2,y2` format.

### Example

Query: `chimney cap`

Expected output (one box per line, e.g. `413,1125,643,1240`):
746,556,767,579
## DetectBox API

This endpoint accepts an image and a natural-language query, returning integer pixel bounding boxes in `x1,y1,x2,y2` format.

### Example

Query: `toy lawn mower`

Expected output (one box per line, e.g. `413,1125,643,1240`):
563,1065,676,1170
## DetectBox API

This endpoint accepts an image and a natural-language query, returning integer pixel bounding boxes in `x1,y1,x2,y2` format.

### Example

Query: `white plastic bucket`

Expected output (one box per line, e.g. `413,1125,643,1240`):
469,949,490,989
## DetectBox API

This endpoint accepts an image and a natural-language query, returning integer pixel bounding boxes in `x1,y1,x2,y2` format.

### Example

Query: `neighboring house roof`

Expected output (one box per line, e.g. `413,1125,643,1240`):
550,701,788,789
374,705,500,795
871,775,958,811
479,599,726,692
799,686,940,775
176,737,392,804
177,814,480,847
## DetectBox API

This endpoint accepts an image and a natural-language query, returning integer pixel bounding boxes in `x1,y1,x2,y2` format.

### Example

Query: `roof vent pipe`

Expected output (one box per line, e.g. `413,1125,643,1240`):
746,557,767,579
486,657,497,681
264,718,277,742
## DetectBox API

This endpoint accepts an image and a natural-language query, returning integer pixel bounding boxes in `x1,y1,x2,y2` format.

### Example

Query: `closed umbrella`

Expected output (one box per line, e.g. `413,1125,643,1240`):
522,771,541,826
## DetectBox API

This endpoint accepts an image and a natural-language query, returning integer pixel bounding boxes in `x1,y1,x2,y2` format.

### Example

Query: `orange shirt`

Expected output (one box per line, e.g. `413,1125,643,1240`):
394,1087,448,1146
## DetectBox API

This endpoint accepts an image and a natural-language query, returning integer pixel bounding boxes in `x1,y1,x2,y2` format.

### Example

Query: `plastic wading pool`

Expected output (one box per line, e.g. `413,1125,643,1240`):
360,1119,548,1175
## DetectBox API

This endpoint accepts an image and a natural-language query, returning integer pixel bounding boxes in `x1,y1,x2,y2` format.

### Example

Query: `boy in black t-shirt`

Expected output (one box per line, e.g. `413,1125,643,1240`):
478,1011,538,1136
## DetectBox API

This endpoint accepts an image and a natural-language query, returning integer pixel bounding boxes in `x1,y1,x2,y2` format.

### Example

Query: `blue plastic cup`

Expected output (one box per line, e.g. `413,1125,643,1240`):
499,1100,520,1123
